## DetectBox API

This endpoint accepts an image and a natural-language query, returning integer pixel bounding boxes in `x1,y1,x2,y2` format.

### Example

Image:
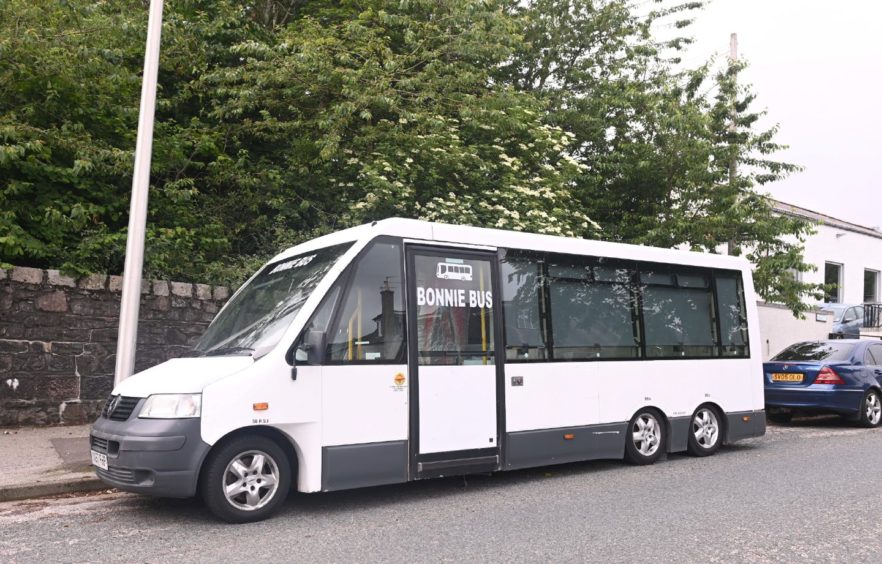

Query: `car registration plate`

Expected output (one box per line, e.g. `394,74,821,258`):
772,372,804,383
90,450,108,470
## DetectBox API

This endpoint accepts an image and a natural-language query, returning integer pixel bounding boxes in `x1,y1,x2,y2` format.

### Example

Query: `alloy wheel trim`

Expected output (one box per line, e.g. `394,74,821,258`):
222,449,281,512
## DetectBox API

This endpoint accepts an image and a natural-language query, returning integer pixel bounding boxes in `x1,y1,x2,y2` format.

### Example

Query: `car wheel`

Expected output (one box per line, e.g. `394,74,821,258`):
858,390,882,428
687,406,722,457
624,410,665,465
767,410,793,424
201,435,291,523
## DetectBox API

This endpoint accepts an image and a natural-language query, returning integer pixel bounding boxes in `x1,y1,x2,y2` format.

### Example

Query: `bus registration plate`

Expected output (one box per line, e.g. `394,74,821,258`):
771,373,803,383
90,450,108,470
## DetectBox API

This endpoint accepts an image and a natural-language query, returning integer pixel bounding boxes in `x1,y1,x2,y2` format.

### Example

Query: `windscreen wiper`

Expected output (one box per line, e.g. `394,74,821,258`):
203,346,255,357
178,350,205,358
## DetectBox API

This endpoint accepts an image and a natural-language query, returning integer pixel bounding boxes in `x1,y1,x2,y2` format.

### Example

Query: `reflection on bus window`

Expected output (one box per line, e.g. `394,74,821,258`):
501,252,547,360
641,267,716,358
326,242,406,363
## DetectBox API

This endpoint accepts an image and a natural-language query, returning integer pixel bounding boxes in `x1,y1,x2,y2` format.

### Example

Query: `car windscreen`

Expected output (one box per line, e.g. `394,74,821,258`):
191,242,353,356
771,342,855,362
829,307,847,322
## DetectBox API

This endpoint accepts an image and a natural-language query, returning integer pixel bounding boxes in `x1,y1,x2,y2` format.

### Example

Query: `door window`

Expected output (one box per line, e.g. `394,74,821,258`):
412,254,494,366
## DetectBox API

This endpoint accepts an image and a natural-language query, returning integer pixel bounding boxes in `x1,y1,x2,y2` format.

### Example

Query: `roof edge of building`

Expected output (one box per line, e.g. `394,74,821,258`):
771,199,882,240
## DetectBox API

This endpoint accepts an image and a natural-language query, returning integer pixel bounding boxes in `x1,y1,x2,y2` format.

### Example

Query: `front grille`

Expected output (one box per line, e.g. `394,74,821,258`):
102,395,140,421
90,435,109,453
97,466,136,484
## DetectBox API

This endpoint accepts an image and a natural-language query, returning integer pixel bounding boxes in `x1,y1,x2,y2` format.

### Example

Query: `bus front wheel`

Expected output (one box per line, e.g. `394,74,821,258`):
624,409,665,465
201,435,292,523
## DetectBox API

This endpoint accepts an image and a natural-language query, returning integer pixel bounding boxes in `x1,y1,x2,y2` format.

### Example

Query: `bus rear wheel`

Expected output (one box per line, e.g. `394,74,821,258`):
624,410,665,465
687,406,722,457
201,435,291,523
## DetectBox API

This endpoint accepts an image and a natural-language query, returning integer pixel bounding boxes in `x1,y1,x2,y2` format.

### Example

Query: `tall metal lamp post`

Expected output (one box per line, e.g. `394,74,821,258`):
114,0,165,387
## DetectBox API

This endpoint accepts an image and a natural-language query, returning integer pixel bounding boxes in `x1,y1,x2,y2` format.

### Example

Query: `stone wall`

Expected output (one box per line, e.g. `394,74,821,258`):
0,266,230,426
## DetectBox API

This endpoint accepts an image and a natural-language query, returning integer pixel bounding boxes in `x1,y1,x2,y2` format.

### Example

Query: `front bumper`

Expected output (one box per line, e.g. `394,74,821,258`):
90,402,210,498
764,386,864,415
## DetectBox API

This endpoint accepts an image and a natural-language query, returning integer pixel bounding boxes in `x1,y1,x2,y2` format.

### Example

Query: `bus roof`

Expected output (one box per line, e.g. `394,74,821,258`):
269,218,751,272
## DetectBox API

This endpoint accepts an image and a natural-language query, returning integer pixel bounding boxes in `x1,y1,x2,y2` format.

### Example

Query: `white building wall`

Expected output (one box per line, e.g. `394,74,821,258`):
756,302,834,360
766,200,882,306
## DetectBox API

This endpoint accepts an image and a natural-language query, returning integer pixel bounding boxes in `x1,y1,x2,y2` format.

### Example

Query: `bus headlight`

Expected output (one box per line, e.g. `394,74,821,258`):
139,394,202,419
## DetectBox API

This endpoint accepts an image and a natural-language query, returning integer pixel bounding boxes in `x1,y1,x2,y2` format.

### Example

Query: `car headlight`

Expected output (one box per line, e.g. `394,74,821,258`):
139,394,202,418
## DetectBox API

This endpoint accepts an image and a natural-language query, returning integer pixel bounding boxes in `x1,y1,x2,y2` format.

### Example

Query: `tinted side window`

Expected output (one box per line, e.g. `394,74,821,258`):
640,266,717,358
716,272,750,357
501,251,548,361
547,255,639,360
867,345,882,366
326,241,406,363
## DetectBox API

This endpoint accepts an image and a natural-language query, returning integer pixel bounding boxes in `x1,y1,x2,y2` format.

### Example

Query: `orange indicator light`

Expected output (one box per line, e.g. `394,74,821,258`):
742,416,750,422
563,434,575,440
253,402,269,411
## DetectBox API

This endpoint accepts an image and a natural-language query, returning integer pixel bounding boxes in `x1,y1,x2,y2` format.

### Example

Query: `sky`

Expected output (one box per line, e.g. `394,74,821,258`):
682,0,882,228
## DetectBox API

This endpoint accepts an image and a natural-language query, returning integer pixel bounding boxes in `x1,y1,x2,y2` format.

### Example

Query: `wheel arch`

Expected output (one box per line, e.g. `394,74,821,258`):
198,426,301,491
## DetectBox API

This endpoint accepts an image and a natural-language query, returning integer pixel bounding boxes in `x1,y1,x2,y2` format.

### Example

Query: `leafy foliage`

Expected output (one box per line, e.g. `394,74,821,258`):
0,0,820,312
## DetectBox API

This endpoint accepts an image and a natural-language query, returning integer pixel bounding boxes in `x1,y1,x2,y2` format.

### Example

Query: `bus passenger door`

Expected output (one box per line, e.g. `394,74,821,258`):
406,247,503,478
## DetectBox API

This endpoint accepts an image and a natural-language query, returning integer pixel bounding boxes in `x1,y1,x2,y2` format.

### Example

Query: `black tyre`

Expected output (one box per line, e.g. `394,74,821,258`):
858,389,882,428
624,409,665,465
200,435,291,523
767,410,793,424
686,406,723,457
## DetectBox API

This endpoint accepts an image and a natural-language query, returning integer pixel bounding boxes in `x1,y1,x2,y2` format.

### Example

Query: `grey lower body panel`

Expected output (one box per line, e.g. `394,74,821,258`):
505,422,627,470
91,409,210,498
322,440,408,492
726,410,766,443
668,416,690,453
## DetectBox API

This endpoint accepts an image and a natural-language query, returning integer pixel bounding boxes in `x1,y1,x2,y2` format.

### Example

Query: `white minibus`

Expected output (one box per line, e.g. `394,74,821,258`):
91,219,765,522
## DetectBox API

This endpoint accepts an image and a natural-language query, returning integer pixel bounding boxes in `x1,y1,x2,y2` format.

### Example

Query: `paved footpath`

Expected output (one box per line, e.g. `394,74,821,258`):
0,425,103,502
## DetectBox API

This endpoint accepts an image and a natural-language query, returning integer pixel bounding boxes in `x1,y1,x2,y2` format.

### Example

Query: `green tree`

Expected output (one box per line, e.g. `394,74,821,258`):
499,0,820,313
0,0,824,313
703,60,824,313
199,0,598,243
0,1,256,281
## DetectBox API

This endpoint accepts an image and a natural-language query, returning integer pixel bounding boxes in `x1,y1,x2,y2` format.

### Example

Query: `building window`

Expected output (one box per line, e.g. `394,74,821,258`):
864,269,880,303
825,262,843,303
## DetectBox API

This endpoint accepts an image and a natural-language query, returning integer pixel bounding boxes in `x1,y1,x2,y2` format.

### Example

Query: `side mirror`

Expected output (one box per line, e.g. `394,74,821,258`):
305,330,327,365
